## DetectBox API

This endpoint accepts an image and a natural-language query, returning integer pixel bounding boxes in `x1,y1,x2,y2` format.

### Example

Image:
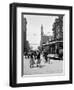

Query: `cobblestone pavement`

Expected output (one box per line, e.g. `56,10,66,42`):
23,57,63,75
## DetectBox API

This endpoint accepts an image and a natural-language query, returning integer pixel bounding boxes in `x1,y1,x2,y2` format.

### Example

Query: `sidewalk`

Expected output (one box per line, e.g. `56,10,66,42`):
23,57,63,75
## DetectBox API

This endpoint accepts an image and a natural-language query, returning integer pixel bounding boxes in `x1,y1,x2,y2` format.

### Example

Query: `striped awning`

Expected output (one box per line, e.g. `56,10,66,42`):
42,40,63,46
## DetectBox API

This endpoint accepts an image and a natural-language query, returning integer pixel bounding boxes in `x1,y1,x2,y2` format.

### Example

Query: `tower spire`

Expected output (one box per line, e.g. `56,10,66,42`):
41,24,44,36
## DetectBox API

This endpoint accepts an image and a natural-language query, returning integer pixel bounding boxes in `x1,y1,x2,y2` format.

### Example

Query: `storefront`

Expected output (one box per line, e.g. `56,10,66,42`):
42,40,63,59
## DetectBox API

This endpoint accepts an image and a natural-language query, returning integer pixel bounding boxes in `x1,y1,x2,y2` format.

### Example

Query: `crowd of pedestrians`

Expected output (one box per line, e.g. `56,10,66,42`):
24,50,48,68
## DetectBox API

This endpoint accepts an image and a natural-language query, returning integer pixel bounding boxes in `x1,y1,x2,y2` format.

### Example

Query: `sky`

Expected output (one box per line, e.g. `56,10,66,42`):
23,14,58,50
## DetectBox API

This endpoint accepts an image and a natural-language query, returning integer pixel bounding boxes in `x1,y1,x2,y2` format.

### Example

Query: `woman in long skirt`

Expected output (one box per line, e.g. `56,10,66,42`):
30,53,35,68
40,52,45,65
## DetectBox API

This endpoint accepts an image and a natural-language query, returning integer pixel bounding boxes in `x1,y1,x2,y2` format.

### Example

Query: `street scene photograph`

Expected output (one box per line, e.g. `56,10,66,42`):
22,14,64,76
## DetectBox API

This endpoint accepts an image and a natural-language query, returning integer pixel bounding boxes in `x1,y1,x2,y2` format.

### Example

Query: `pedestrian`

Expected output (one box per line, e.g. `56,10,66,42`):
44,51,48,62
37,51,41,67
30,53,35,68
40,52,45,65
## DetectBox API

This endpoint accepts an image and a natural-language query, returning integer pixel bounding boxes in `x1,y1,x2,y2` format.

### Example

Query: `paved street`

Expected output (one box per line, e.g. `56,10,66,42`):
23,57,63,75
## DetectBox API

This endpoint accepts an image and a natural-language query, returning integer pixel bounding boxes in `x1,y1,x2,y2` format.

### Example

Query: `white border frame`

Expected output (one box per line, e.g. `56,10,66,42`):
16,7,70,83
